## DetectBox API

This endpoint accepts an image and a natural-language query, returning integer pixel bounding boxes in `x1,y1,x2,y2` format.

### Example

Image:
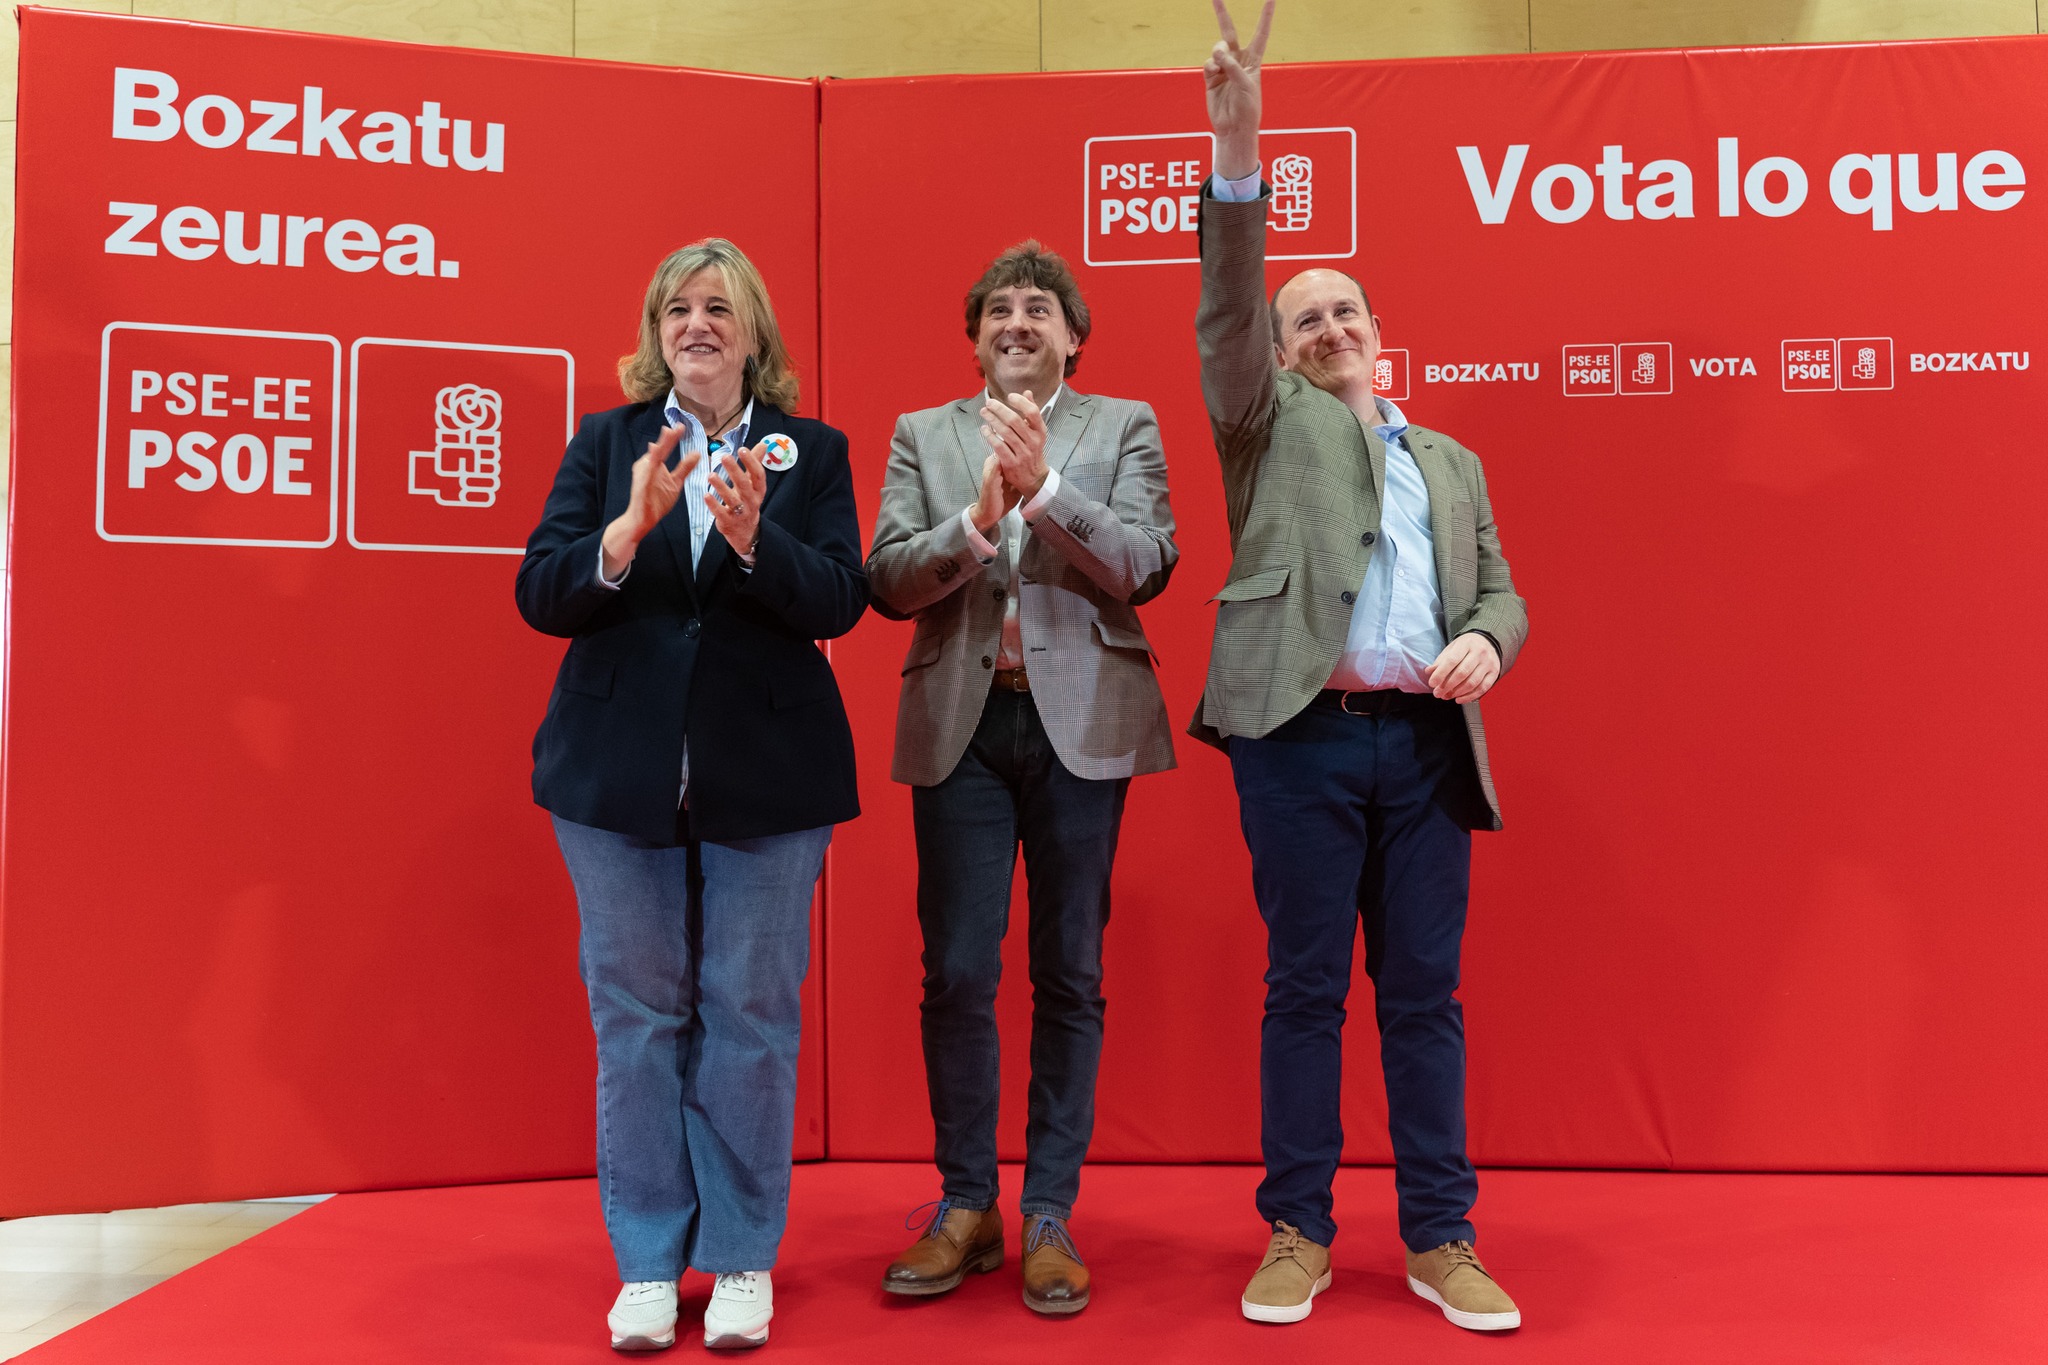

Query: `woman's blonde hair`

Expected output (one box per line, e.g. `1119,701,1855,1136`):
617,238,800,411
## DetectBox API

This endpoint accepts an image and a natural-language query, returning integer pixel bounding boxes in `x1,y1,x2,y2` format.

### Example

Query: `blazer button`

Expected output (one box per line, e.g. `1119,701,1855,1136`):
981,655,993,668
993,587,1006,602
1361,531,1377,546
684,619,702,638
1340,591,1356,605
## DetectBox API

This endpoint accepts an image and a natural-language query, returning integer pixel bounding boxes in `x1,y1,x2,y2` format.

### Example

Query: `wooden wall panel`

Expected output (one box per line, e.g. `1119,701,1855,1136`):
0,119,10,346
572,0,1038,78
1044,0,1530,71
1532,0,2038,52
128,2,574,56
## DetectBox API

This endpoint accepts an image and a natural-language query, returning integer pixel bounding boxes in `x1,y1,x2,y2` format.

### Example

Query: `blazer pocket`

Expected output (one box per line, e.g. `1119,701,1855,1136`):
562,654,615,699
1092,617,1158,661
1210,566,1290,603
900,629,945,675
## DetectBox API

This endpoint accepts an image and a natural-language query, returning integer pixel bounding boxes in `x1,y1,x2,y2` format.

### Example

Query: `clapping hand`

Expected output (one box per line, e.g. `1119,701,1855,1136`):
1206,0,1274,179
603,423,700,577
981,390,1050,500
706,443,770,558
971,453,1023,537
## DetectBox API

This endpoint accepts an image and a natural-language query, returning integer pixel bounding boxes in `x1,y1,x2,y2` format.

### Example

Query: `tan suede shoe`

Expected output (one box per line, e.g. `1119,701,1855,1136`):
881,1202,1004,1296
1406,1240,1521,1331
1020,1214,1090,1315
1240,1221,1332,1323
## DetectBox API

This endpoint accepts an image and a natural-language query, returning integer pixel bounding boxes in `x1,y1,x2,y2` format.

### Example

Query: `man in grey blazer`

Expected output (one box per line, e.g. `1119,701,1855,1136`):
867,241,1177,1316
1200,1,1529,1334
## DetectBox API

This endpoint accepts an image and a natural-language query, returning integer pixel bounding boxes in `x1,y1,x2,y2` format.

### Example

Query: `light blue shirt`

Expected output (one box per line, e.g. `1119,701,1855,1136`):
1327,397,1446,693
663,392,754,571
1208,167,1446,691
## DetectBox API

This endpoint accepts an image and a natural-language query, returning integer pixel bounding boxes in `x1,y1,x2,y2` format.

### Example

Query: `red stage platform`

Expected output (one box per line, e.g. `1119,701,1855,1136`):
24,1163,2044,1362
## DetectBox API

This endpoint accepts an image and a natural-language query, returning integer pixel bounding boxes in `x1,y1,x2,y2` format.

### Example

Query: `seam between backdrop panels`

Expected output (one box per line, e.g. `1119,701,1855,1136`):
810,74,831,1162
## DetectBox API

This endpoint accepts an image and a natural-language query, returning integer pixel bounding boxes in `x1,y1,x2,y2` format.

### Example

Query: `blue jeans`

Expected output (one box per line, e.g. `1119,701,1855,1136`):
1229,695,1484,1253
912,690,1129,1220
552,813,831,1279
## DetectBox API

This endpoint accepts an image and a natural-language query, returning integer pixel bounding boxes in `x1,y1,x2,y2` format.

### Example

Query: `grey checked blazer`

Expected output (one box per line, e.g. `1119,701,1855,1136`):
1191,188,1529,829
867,390,1178,786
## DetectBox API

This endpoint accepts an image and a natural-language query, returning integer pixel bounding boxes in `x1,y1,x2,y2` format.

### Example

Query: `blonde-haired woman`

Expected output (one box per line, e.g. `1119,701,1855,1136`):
517,238,866,1351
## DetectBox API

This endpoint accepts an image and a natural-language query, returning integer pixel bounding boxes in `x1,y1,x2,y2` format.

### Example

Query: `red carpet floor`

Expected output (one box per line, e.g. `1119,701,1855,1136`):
24,1163,2045,1363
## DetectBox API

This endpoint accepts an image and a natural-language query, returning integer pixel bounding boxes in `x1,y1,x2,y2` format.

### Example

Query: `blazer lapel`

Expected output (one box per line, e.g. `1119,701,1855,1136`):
1043,391,1094,478
1366,423,1388,506
1356,421,1387,523
1405,428,1469,611
950,398,987,496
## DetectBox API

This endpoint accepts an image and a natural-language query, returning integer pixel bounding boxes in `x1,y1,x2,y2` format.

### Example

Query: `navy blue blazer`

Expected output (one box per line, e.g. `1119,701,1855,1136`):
515,398,867,845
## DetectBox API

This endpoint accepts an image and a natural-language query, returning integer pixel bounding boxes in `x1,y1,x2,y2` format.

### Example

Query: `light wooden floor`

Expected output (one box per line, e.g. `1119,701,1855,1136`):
0,1198,322,1359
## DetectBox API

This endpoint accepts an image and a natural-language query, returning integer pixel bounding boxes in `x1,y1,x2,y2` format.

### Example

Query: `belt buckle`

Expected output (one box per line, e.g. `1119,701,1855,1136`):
1339,689,1371,715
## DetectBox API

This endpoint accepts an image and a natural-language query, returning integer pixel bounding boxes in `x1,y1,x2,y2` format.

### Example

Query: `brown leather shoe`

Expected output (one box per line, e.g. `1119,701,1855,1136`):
1020,1214,1090,1315
881,1201,1004,1296
1406,1239,1521,1331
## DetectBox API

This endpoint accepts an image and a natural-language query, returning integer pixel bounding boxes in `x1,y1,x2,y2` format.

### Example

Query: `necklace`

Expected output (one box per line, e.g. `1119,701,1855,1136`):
707,398,746,446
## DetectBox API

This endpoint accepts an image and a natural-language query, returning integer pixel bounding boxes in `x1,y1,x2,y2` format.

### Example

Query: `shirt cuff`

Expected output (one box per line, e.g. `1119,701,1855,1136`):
1210,167,1264,202
598,543,630,588
1019,467,1062,523
960,506,1000,563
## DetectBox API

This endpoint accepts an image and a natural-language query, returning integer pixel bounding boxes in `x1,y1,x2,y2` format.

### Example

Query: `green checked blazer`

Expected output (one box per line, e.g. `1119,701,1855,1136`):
1190,187,1528,829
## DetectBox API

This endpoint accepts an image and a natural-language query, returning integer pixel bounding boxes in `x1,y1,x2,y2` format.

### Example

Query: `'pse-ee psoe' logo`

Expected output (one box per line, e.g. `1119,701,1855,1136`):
98,322,342,548
1084,128,1356,267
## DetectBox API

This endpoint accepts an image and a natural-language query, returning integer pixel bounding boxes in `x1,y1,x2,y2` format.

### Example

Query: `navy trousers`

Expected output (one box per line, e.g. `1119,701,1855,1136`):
1228,694,1487,1252
912,689,1129,1220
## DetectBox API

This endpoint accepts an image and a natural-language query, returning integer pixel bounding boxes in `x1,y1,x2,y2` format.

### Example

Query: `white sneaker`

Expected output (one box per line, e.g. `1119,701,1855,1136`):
703,1271,772,1350
608,1280,678,1351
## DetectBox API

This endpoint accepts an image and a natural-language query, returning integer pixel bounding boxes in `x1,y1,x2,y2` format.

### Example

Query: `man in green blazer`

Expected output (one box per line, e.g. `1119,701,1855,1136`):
1198,0,1530,1334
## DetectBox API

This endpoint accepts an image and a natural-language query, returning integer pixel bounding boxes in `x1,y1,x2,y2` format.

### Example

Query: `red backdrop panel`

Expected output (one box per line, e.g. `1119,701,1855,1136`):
818,42,2048,1171
0,9,823,1216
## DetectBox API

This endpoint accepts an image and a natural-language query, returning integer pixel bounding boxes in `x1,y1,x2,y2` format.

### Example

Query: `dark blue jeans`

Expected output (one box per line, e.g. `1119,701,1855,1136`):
1229,695,1486,1253
912,689,1129,1220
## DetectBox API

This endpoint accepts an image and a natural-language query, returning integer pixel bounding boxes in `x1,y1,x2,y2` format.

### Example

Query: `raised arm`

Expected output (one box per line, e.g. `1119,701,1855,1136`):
1197,0,1282,539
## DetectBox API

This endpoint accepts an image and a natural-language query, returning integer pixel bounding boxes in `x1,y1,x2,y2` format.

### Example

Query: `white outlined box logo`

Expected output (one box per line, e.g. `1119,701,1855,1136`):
348,339,574,554
1617,342,1673,396
1782,339,1837,391
1836,337,1894,390
1374,348,1410,401
1084,127,1357,266
97,323,342,548
1562,344,1618,397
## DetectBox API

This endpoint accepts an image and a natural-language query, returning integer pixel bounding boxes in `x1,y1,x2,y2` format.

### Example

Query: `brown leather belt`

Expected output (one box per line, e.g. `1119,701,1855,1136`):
991,666,1031,693
1314,687,1436,716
